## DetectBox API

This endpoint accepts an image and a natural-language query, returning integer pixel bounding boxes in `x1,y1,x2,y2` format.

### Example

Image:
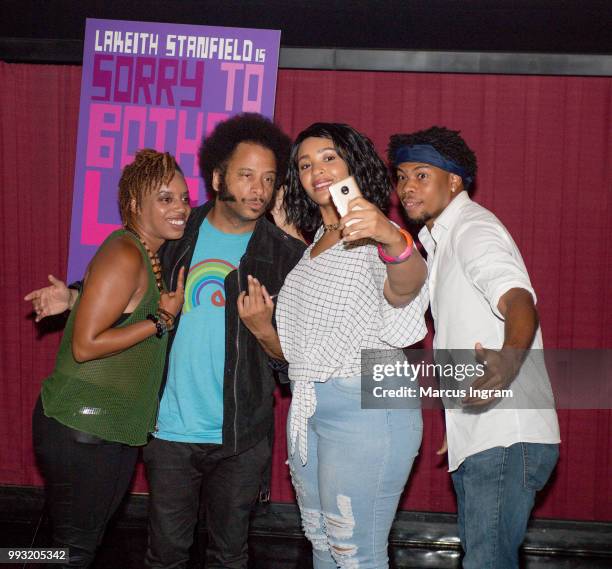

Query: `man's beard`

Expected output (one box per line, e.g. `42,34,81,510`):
217,177,274,213
400,204,432,227
405,211,432,226
216,177,274,223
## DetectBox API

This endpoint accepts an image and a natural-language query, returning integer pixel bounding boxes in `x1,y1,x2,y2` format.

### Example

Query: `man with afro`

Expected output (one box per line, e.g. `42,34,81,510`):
143,113,305,569
389,126,560,569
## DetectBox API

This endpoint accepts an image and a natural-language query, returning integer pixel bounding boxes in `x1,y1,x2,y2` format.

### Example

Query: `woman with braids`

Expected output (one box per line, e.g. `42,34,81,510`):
266,123,427,568
30,149,190,568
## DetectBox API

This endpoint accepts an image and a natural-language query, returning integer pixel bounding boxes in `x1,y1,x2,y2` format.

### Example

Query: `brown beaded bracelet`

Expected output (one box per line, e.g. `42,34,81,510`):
157,307,175,324
146,313,167,338
156,308,175,331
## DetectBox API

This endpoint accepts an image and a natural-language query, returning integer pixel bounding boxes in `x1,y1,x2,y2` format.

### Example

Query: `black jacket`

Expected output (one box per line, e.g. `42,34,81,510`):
159,201,306,457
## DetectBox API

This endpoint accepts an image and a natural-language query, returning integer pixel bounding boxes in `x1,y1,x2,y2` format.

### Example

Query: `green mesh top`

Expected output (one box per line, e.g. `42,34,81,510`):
41,229,168,446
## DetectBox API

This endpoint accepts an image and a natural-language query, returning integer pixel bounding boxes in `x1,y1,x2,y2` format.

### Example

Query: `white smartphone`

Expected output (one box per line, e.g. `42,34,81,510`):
328,176,363,217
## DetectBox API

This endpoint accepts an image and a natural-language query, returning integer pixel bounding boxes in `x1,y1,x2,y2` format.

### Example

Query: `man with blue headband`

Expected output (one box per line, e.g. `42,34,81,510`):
388,126,560,569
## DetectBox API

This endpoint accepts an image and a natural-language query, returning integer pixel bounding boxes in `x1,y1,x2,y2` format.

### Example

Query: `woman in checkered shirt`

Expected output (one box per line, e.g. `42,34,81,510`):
276,123,429,569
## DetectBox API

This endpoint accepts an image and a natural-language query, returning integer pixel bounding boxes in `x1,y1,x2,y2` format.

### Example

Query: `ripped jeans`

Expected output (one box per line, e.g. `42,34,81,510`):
288,377,422,569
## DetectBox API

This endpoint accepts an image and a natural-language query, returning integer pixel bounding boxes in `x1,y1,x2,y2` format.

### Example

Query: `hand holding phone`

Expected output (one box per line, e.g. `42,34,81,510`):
329,176,363,225
331,178,398,247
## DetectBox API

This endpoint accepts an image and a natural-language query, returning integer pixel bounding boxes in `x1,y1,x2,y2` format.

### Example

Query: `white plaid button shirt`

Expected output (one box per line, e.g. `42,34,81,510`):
277,228,428,464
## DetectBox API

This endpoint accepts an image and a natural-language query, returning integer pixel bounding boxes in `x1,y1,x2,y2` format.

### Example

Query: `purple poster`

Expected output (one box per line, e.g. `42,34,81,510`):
67,18,281,283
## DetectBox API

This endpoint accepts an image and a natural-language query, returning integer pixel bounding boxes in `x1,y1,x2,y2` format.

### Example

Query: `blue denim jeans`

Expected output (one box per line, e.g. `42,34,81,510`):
288,377,422,569
451,442,559,569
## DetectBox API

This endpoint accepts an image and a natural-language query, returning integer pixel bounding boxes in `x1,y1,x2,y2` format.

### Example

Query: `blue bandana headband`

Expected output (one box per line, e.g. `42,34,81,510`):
394,144,473,187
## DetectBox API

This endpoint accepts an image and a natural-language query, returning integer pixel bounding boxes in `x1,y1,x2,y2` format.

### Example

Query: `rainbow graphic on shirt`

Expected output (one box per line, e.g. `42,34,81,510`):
182,258,237,314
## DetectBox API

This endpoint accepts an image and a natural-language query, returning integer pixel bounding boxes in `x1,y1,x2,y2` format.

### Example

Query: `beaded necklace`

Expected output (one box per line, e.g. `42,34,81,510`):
129,229,164,292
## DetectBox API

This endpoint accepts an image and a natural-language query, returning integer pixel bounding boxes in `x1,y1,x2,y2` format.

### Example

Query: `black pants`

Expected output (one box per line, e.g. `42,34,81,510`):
142,436,270,569
32,398,138,568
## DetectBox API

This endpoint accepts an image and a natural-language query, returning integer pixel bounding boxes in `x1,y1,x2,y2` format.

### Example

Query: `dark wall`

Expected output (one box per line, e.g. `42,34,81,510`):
1,0,611,55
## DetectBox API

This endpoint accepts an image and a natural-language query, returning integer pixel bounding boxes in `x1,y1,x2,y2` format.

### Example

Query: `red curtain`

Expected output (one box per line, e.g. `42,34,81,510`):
1,62,610,521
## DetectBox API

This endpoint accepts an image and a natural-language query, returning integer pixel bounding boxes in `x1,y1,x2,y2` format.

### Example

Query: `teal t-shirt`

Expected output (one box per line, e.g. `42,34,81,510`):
155,218,252,443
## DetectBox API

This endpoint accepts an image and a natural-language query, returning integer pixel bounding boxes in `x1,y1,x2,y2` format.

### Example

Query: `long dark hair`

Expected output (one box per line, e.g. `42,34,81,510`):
284,123,392,233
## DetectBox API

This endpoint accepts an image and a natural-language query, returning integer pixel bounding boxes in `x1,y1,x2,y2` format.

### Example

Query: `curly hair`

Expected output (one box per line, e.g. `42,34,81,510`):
118,149,183,230
387,126,477,189
198,113,291,195
284,123,392,233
